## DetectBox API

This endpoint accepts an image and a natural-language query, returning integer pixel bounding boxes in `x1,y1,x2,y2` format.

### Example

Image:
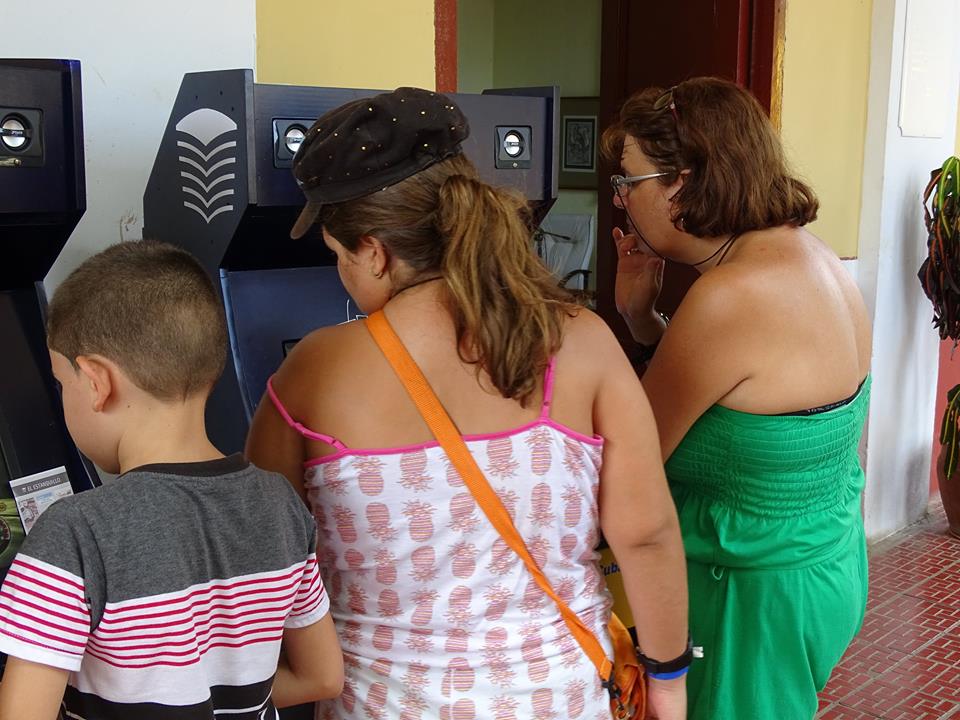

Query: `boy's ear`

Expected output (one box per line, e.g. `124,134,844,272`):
75,356,115,412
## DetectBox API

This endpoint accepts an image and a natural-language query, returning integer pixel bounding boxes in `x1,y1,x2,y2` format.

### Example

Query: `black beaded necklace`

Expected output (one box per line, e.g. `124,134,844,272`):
388,275,445,300
707,232,742,267
616,184,740,267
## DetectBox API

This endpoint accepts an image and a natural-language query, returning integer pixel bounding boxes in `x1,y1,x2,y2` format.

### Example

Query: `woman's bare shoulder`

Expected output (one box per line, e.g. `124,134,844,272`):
558,307,637,380
561,307,623,351
271,320,373,404
295,319,368,355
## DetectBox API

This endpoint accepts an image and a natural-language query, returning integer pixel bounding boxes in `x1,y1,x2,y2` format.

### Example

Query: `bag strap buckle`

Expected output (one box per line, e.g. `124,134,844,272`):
603,677,634,719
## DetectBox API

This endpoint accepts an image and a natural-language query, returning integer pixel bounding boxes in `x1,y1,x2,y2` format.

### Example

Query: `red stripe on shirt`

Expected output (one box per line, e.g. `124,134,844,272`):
90,605,293,644
97,577,302,626
96,584,300,633
101,564,306,616
0,612,88,651
86,634,283,669
291,588,325,616
289,591,326,620
88,613,288,653
3,570,86,610
0,591,90,630
0,627,84,660
12,557,85,593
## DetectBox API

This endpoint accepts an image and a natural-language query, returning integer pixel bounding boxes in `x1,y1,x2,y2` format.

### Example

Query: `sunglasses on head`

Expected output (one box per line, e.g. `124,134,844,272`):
653,86,676,110
653,86,679,125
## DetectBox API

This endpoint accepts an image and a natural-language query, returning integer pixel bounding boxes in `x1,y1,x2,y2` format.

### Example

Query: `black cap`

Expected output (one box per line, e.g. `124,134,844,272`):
290,87,470,239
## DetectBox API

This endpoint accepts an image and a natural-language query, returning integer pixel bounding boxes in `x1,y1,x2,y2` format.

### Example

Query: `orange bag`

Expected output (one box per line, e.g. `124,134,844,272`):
366,310,646,719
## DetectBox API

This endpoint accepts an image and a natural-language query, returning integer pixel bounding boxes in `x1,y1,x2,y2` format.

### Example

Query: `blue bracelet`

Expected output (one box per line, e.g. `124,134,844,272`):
648,666,689,681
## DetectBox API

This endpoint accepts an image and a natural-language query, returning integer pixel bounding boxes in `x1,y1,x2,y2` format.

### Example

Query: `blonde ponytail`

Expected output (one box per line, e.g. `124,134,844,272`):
321,154,576,405
437,172,574,404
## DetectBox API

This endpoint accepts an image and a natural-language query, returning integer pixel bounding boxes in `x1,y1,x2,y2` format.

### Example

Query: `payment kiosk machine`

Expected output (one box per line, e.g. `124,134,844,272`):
0,59,99,571
143,69,559,456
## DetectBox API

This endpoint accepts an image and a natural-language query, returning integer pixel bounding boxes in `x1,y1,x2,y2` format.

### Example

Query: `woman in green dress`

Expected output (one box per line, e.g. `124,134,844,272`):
603,77,872,719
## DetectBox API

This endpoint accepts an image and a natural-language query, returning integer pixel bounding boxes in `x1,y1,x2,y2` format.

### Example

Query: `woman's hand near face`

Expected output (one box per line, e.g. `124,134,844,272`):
613,226,666,345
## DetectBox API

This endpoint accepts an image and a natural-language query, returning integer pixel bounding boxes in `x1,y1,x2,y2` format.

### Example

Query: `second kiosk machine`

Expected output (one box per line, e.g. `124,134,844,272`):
143,69,560,456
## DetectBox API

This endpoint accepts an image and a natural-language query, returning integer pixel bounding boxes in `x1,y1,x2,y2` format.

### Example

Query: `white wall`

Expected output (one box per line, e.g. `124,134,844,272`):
3,1,257,292
857,0,960,541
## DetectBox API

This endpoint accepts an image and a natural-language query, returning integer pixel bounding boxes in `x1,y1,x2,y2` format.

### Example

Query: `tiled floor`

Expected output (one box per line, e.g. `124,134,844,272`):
817,500,960,719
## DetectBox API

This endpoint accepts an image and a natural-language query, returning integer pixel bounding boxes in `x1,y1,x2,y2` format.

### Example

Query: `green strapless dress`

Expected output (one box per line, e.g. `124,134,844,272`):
665,377,871,720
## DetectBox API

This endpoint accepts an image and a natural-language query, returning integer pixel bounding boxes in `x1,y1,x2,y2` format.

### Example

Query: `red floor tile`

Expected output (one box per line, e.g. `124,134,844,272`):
841,679,920,717
870,566,946,595
872,621,941,654
876,595,960,634
881,691,959,720
823,664,878,704
924,669,960,705
837,640,910,678
900,534,960,564
906,573,960,610
914,634,960,667
817,501,960,719
818,704,882,719
868,586,904,611
858,612,911,645
880,654,953,693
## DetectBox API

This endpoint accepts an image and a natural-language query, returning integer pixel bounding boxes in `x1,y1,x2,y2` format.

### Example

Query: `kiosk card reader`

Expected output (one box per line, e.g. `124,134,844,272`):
144,70,559,455
0,59,99,570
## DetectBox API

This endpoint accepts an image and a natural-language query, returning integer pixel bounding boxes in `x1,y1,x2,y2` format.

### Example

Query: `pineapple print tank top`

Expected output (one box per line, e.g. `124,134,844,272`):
268,358,615,720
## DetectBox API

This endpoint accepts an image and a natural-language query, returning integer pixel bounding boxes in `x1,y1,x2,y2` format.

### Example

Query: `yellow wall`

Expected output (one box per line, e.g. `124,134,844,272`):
458,0,494,93
256,0,436,90
780,0,873,258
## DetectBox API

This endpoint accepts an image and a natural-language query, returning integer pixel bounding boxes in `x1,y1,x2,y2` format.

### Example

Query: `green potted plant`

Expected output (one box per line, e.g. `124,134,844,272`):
919,154,960,536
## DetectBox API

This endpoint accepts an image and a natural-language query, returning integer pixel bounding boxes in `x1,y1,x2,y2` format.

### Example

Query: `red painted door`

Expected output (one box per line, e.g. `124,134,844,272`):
596,0,784,352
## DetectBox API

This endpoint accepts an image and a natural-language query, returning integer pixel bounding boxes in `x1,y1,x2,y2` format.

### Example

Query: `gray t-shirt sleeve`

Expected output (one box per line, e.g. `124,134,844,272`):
0,498,104,671
284,496,330,628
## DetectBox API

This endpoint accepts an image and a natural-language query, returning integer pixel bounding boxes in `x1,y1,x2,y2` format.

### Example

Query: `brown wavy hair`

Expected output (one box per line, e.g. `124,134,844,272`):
601,77,818,237
320,154,576,406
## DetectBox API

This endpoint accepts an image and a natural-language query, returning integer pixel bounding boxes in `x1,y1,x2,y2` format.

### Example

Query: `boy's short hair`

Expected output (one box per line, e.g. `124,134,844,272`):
47,241,227,400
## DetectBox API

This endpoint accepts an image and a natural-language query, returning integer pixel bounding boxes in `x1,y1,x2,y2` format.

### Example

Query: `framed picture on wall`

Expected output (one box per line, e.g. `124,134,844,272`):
560,96,600,190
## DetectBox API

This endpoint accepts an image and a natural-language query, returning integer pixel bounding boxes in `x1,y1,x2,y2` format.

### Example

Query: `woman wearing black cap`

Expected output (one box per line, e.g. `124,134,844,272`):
247,87,688,719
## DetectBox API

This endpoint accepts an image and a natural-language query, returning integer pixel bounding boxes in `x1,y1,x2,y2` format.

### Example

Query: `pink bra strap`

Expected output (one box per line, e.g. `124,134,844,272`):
539,357,558,420
266,377,347,450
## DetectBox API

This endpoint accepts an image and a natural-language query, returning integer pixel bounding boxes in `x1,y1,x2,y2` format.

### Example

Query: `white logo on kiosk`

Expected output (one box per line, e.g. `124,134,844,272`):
175,108,238,224
9,466,73,534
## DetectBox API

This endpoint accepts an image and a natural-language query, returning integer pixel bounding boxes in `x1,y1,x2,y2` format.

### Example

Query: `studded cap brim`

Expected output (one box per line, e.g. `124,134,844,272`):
290,201,322,240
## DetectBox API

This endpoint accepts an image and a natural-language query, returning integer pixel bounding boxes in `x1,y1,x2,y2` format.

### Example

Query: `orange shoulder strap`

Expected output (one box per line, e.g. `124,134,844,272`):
365,309,613,682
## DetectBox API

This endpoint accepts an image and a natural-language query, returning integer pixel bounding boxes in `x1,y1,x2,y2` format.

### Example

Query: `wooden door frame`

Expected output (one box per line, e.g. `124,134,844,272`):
596,0,786,347
435,0,458,92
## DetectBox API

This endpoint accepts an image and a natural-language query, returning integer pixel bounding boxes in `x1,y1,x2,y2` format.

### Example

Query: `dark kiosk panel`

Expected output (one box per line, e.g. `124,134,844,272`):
143,69,559,457
0,59,99,572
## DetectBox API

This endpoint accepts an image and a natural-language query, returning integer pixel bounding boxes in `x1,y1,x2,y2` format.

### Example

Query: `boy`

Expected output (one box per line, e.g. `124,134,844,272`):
0,241,342,719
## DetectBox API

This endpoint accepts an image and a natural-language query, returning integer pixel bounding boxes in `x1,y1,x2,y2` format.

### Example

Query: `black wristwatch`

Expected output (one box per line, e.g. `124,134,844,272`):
637,637,699,679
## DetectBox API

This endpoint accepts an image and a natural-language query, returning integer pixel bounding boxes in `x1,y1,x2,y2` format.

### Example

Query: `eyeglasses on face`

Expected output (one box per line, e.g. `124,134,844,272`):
610,172,669,192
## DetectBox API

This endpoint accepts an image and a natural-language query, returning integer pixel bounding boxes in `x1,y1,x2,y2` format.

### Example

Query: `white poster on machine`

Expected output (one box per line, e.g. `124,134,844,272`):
9,466,73,534
898,0,957,138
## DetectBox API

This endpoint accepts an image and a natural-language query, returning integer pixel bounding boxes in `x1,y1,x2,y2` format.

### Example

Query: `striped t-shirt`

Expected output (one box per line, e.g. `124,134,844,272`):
0,454,329,719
